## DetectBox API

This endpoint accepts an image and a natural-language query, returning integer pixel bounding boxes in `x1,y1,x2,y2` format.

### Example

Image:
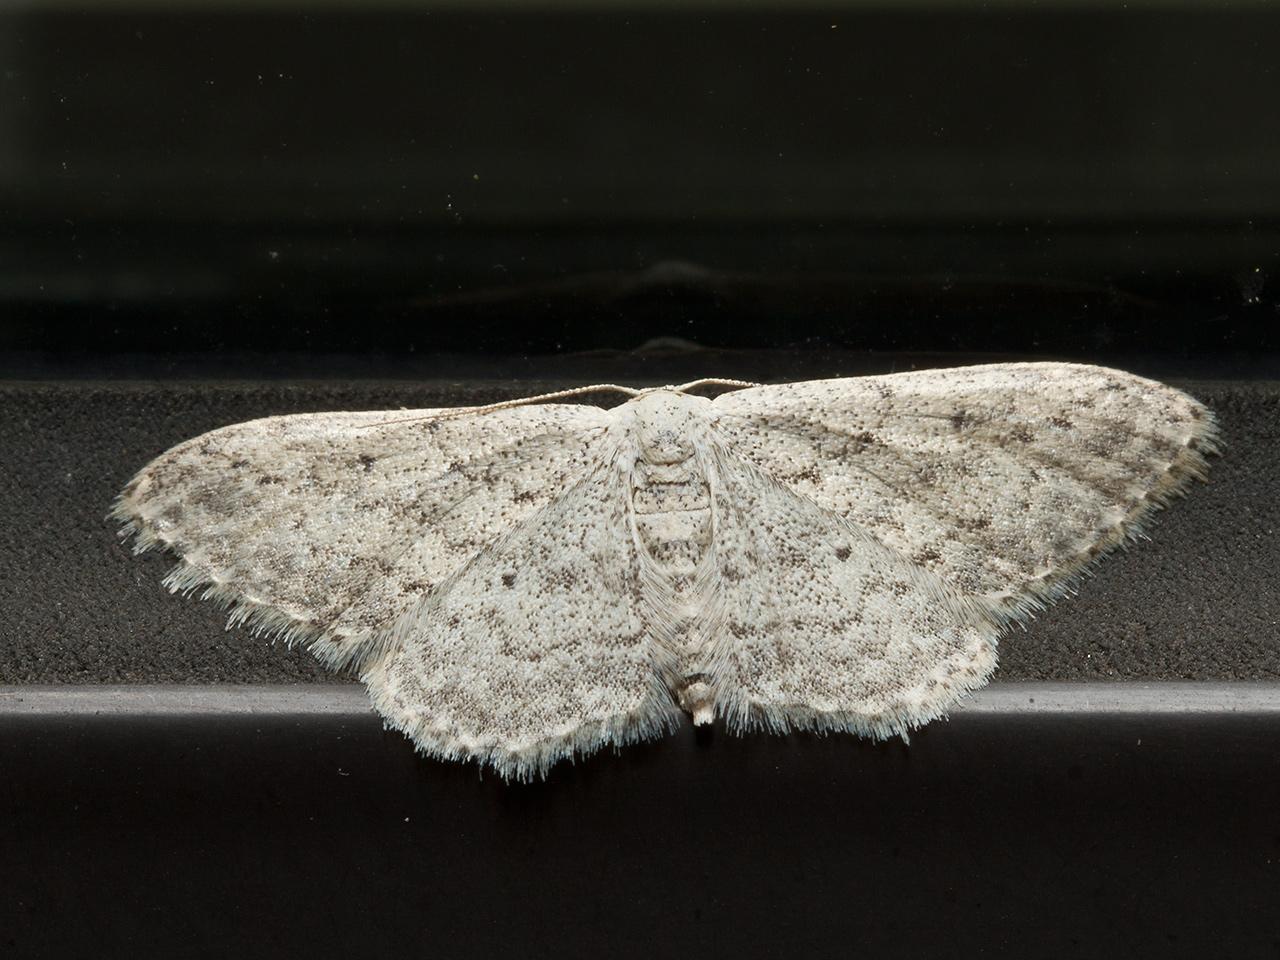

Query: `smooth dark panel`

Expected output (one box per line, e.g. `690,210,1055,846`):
3,691,1279,960
3,7,1278,365
3,222,1279,363
5,8,1280,222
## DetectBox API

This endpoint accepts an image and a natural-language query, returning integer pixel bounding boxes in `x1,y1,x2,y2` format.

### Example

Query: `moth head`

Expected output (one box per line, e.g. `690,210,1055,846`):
628,389,712,464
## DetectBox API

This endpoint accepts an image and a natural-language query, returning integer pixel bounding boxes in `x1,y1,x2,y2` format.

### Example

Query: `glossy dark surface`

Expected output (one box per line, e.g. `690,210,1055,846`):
3,686,1279,960
1,6,1278,368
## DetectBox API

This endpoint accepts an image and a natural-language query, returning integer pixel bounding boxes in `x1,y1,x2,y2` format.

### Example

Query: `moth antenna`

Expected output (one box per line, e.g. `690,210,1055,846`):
672,377,761,394
359,383,642,428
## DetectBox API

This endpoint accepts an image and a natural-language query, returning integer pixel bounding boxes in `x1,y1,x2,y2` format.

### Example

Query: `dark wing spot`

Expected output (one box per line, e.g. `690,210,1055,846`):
501,572,516,588
1049,416,1073,430
358,454,377,472
845,431,879,454
230,459,249,469
835,546,851,562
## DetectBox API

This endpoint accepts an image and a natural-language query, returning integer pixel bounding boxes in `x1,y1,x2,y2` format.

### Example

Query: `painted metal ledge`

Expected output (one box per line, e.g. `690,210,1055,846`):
5,679,1280,960
4,680,1280,717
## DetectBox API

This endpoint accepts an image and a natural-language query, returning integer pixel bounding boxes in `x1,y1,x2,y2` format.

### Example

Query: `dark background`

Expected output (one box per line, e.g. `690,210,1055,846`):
1,3,1278,371
3,4,1280,959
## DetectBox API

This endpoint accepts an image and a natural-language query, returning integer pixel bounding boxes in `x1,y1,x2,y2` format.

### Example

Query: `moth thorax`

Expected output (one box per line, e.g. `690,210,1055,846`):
629,390,710,465
639,428,693,464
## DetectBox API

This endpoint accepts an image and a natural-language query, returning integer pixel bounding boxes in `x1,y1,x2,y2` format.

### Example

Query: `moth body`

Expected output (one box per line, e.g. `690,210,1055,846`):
626,390,721,723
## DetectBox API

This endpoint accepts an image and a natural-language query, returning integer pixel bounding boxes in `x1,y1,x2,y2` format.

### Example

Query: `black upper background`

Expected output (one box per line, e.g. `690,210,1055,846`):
1,4,1278,373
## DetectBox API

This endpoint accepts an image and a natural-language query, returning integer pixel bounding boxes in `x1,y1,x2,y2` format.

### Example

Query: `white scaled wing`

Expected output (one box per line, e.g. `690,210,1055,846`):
711,362,1218,621
113,402,613,670
365,467,681,780
708,453,999,738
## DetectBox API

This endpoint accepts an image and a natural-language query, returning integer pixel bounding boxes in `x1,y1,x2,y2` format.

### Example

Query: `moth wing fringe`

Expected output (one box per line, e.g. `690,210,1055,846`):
716,618,1001,743
979,400,1221,625
362,666,682,782
110,496,389,673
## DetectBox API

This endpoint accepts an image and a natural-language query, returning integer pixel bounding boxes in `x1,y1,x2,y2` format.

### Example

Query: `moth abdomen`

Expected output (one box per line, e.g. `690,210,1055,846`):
675,674,716,726
630,460,713,577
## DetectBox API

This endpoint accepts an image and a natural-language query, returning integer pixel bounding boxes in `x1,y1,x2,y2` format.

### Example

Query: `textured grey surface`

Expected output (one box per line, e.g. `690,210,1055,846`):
1,376,1276,684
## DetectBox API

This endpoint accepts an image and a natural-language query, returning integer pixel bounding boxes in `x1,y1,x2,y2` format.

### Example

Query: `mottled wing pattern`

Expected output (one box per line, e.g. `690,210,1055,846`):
365,466,681,780
113,403,612,669
708,453,999,737
112,363,1218,777
712,363,1218,620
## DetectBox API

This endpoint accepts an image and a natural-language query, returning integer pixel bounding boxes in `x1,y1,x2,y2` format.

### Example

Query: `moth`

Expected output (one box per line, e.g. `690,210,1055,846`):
113,363,1218,779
